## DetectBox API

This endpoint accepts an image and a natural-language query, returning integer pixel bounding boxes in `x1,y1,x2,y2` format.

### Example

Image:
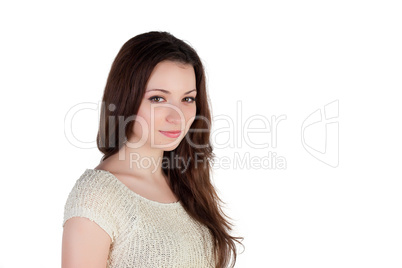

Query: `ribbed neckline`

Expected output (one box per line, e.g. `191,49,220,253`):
86,168,181,207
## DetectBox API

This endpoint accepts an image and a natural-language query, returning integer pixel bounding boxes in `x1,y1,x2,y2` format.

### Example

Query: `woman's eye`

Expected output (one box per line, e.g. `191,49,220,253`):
148,96,196,103
148,96,164,103
184,97,196,103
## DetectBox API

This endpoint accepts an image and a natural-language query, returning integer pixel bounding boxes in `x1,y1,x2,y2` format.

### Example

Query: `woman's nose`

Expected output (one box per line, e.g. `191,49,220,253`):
165,105,185,125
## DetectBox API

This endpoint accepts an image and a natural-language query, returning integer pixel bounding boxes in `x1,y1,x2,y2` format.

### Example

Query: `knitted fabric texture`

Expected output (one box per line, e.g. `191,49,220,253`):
62,169,215,268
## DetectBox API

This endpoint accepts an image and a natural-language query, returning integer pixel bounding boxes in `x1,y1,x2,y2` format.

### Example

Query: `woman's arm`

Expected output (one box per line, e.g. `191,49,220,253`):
62,217,112,268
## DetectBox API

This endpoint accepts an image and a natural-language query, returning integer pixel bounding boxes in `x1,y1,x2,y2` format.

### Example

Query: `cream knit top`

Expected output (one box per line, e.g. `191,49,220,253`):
62,169,215,268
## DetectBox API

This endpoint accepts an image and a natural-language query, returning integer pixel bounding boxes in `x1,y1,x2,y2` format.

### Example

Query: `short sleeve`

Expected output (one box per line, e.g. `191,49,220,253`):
62,170,118,243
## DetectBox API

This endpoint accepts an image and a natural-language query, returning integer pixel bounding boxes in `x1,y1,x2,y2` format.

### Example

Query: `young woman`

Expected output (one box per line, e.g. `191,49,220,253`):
62,31,244,268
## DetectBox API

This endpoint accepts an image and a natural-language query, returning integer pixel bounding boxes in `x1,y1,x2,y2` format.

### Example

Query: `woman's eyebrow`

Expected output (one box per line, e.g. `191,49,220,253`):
146,89,196,94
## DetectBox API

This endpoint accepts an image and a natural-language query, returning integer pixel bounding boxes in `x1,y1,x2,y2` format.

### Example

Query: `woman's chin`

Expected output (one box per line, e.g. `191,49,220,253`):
149,139,182,151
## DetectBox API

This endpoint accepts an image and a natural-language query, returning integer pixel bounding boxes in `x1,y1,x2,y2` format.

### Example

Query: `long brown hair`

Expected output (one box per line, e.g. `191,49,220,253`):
96,31,244,267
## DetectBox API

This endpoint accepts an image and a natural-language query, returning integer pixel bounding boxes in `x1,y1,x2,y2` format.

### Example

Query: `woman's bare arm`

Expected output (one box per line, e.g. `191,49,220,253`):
62,217,112,268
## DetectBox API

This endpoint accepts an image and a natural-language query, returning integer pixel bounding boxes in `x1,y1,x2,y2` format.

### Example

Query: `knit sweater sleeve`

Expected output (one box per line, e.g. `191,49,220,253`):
62,171,119,243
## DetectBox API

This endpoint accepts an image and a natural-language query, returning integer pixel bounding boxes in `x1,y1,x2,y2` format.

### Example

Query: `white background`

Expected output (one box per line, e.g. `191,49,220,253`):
0,0,401,267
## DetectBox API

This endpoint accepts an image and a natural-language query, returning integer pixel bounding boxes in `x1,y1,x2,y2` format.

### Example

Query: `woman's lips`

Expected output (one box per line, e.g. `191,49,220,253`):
159,130,182,138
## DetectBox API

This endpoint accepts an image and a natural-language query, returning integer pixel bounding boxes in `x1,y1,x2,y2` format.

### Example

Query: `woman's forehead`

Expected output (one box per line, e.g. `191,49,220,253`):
146,61,196,93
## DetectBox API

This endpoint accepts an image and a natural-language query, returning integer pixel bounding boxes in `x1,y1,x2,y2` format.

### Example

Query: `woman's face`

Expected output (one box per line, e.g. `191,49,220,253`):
131,60,197,151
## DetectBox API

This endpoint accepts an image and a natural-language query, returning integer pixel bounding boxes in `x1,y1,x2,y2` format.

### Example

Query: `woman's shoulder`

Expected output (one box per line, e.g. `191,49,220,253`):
74,168,113,186
66,168,126,203
63,168,123,242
